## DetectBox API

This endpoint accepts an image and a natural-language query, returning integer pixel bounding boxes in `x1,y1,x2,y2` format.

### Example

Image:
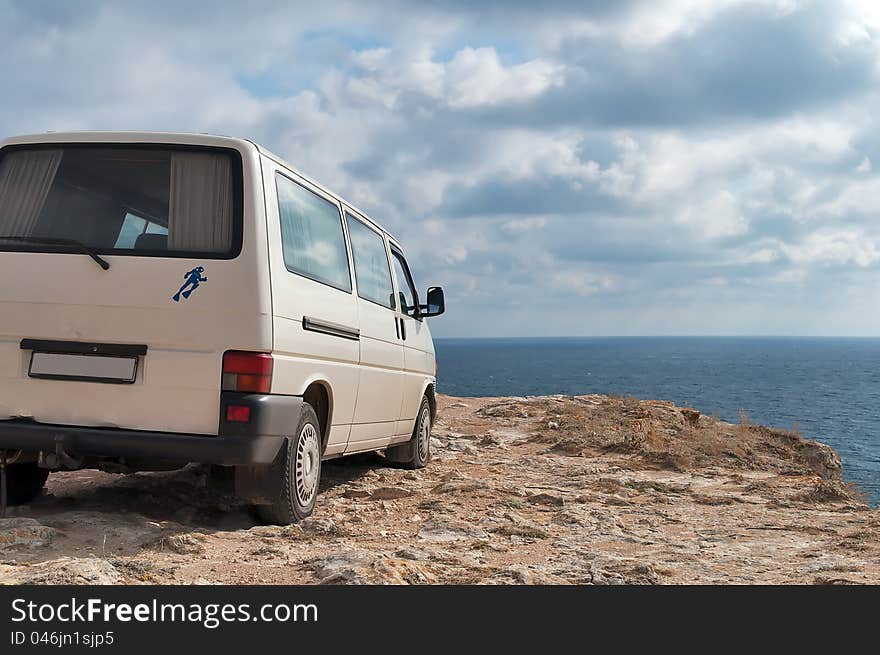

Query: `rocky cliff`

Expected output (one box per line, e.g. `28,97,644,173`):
1,394,878,584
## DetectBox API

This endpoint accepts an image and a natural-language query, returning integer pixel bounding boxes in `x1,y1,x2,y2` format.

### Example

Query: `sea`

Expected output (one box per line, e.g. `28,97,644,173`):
434,337,880,504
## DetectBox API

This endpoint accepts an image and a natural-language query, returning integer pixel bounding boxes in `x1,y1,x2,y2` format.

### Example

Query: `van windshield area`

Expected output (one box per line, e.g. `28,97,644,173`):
0,145,240,257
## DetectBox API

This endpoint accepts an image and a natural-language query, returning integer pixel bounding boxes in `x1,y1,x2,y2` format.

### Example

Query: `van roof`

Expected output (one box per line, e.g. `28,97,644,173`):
0,131,398,243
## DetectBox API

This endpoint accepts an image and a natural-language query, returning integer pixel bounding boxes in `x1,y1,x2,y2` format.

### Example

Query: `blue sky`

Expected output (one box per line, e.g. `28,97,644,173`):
2,0,880,337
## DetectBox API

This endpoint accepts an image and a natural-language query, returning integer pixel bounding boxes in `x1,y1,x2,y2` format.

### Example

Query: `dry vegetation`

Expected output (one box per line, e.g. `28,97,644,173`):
527,396,845,482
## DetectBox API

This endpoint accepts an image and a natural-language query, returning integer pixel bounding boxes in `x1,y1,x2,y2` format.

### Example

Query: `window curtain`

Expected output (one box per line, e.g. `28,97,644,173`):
0,149,63,236
167,152,233,251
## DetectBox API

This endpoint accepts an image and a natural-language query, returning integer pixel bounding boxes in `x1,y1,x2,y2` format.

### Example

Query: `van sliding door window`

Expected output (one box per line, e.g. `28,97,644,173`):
346,213,394,308
276,173,352,293
0,145,242,258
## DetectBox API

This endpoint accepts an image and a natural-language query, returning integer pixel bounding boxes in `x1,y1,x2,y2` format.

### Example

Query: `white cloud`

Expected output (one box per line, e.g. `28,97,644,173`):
348,45,563,110
501,217,549,233
677,190,749,240
482,130,600,182
550,270,617,297
618,0,753,46
444,47,564,108
742,247,780,264
782,231,880,267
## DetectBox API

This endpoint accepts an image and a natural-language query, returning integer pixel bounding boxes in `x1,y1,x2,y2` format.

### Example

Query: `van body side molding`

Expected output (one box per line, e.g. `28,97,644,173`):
20,339,148,357
302,316,360,341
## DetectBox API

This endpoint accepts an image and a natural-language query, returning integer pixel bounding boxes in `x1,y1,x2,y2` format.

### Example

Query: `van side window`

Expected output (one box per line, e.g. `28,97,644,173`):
346,213,394,308
391,249,419,318
276,173,351,293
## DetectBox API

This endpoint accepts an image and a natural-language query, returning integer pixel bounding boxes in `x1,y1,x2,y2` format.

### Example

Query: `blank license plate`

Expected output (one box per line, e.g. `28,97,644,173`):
28,352,138,384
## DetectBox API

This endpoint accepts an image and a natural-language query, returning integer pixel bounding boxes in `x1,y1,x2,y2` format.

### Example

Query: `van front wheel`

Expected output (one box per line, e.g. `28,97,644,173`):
256,403,322,525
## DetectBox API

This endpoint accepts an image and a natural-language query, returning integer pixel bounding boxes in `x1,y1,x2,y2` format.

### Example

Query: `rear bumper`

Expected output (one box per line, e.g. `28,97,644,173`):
0,392,302,466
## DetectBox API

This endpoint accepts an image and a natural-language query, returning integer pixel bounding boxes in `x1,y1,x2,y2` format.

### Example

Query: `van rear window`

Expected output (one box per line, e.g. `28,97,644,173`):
0,145,242,258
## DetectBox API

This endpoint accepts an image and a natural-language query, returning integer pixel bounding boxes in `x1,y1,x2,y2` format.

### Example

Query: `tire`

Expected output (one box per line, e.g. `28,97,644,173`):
256,402,322,525
3,462,49,506
385,396,432,470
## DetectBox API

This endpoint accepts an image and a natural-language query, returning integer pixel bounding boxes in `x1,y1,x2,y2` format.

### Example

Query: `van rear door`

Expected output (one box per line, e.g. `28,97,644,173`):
0,139,270,435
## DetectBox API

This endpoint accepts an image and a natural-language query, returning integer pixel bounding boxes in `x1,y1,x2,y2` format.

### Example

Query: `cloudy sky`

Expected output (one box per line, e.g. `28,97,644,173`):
2,0,879,337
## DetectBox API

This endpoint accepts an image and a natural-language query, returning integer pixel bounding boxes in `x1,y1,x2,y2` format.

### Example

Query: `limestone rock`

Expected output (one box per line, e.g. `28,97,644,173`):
309,551,436,584
431,474,488,494
0,518,56,550
151,532,207,555
418,519,488,542
528,493,565,507
482,565,568,585
1,557,122,585
489,513,549,539
369,487,414,501
300,517,345,536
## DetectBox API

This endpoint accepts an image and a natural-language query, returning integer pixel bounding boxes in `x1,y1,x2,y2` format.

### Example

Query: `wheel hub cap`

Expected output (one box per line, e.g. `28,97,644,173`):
296,424,320,506
417,406,430,462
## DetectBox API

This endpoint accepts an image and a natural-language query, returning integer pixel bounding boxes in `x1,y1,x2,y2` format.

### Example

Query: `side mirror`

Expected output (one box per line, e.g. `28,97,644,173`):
419,286,445,317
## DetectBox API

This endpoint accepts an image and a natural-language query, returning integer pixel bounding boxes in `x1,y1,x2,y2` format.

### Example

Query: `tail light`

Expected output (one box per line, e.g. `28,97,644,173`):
222,351,273,393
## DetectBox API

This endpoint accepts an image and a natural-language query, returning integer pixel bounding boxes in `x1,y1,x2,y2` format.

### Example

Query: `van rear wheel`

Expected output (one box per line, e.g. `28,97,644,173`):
385,396,431,470
4,462,50,506
256,403,322,525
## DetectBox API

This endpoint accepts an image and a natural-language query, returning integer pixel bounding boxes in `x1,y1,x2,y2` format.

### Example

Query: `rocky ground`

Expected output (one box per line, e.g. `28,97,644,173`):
1,394,878,584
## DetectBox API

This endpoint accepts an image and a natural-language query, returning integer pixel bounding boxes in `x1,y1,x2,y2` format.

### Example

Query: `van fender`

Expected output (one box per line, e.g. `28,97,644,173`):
296,375,333,420
295,374,335,401
419,378,437,422
292,375,335,452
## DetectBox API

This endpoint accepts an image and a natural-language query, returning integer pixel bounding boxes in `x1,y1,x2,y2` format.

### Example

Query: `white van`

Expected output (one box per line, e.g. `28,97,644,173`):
0,132,445,524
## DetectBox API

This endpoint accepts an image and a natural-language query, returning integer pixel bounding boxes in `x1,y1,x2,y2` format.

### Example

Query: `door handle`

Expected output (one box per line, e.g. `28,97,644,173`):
394,316,400,339
400,317,407,341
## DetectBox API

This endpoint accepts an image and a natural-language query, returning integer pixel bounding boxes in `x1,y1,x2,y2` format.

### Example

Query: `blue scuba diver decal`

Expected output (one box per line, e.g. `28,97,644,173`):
172,266,207,302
